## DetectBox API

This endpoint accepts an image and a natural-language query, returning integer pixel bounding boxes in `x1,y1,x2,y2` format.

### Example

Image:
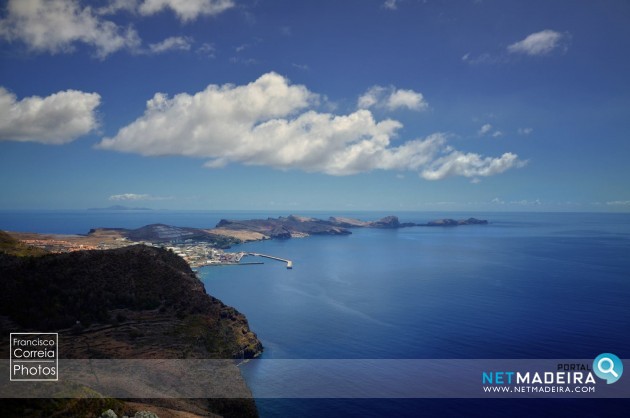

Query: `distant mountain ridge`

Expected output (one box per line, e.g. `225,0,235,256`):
87,215,488,244
213,214,487,240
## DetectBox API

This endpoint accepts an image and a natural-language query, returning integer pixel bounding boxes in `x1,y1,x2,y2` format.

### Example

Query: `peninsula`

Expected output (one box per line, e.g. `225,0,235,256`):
211,215,488,241
3,215,488,268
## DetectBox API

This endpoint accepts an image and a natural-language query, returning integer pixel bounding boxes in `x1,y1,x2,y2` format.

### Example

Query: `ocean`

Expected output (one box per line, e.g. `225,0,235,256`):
2,211,629,416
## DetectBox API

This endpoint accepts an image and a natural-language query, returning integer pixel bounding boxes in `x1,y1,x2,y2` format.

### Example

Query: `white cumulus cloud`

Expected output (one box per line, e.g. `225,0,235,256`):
0,0,141,58
149,36,192,53
508,29,570,56
196,42,216,57
109,193,151,201
421,151,525,180
358,85,428,111
97,0,140,15
478,123,493,135
0,1,235,57
98,72,524,179
387,89,428,111
0,87,101,144
138,0,235,22
357,86,383,109
478,123,503,138
383,0,398,10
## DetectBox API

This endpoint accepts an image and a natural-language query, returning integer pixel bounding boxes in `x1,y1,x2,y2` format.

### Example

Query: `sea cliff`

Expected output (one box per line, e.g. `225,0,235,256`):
0,244,262,418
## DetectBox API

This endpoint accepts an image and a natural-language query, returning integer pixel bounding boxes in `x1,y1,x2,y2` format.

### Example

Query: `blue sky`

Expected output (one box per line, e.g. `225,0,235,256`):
0,0,629,211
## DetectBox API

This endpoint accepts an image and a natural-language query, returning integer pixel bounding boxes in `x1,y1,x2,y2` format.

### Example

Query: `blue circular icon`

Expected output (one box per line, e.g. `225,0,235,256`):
593,353,623,384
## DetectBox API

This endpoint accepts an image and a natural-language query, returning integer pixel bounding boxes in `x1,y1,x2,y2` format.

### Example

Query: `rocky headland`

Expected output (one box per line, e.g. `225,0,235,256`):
0,243,261,418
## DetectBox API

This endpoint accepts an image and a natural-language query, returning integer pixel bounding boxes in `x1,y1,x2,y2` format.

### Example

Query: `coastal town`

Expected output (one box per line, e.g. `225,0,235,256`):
13,234,292,269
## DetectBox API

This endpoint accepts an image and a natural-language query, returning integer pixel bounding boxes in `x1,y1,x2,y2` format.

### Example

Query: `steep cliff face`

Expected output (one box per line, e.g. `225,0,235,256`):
0,245,262,360
0,245,262,417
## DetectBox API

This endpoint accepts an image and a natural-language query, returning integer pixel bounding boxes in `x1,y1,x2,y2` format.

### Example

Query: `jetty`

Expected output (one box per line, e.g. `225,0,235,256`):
247,252,293,269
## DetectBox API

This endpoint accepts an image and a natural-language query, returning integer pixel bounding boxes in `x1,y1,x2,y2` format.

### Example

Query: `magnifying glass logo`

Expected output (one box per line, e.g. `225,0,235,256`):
593,353,623,384
597,357,619,377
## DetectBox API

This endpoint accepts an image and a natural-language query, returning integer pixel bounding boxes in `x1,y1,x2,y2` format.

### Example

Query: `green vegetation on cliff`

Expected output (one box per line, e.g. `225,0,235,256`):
0,245,261,358
0,245,262,417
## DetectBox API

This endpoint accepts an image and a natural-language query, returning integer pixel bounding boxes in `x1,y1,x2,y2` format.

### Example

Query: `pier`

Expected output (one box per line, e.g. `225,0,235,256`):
247,252,293,269
191,251,292,269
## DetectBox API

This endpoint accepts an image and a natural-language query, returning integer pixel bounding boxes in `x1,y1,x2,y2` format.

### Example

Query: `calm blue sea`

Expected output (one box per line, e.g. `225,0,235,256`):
2,211,629,416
